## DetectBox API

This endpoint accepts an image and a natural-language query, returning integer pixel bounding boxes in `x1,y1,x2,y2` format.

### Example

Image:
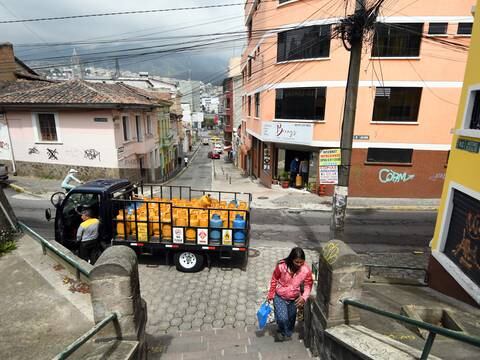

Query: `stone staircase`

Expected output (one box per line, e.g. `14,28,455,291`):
147,325,317,360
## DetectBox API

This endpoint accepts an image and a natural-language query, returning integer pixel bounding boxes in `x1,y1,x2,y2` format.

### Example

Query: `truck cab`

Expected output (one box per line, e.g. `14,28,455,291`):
48,179,134,252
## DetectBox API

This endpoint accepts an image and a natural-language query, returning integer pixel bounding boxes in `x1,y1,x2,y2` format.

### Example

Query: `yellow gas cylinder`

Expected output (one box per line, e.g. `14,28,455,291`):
238,201,247,210
116,212,127,238
199,215,209,227
150,215,160,236
295,174,302,188
220,201,227,208
175,217,187,227
199,194,212,208
137,214,149,242
162,224,172,240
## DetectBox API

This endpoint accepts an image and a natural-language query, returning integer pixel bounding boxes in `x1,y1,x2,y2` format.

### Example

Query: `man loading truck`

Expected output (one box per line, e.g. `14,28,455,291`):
76,208,99,263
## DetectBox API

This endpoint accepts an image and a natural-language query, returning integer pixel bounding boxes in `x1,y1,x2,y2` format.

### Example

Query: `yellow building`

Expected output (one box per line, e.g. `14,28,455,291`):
429,2,480,307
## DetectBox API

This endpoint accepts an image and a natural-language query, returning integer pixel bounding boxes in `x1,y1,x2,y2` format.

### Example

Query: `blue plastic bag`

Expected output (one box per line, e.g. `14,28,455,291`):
257,301,271,329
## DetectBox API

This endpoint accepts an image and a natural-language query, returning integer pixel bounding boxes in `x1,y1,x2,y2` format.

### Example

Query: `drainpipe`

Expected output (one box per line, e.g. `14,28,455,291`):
4,112,17,175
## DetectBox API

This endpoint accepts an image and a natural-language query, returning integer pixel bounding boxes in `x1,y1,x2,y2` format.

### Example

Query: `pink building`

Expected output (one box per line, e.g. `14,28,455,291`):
241,0,473,198
0,44,172,182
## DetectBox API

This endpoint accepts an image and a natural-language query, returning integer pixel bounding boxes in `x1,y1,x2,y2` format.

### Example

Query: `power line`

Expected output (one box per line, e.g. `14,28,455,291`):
0,2,275,24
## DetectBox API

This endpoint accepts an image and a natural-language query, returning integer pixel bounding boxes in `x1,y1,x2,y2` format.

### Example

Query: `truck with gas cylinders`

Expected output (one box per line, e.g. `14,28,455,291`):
46,179,251,272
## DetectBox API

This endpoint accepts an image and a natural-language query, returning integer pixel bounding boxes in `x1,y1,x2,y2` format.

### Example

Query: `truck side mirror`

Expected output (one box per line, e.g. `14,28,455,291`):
45,208,52,221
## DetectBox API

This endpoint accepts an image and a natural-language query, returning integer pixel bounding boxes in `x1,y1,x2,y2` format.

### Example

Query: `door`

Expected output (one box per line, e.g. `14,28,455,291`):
58,192,101,250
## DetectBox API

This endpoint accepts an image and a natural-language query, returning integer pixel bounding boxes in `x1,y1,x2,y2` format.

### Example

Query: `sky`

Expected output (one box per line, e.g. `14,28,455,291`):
0,0,246,81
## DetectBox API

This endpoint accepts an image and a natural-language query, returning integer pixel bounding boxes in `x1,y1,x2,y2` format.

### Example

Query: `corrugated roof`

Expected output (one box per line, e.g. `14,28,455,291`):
0,79,168,107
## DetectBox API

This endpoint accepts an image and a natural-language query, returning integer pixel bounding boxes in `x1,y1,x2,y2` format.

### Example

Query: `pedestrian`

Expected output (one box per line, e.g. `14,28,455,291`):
76,208,100,264
299,159,309,188
184,156,189,167
61,168,83,192
267,247,313,342
289,157,300,187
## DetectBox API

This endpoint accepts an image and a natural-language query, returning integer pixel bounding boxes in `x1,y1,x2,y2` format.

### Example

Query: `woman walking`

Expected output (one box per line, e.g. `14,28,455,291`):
267,247,313,342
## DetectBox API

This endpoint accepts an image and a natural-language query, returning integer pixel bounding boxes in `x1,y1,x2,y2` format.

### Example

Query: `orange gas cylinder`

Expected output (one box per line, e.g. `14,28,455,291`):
199,194,212,208
137,215,149,242
150,216,160,236
185,228,196,242
295,174,303,188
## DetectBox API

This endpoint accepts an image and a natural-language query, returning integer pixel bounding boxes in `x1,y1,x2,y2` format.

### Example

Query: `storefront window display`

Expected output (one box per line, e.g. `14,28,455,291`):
263,144,271,172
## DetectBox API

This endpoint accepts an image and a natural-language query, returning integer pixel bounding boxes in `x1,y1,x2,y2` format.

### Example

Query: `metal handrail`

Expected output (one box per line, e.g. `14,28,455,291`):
342,298,480,359
18,222,91,278
52,312,118,360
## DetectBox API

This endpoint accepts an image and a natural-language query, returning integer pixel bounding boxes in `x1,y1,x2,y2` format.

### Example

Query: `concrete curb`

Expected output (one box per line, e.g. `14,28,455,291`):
7,182,44,199
250,204,439,212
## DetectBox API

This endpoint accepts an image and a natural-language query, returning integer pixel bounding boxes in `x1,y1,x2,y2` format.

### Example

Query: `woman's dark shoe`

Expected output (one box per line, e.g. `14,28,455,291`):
275,333,285,342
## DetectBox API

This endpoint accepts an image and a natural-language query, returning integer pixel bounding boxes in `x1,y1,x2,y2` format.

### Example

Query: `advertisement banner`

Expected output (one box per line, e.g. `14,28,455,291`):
319,149,341,166
320,166,338,184
262,122,313,144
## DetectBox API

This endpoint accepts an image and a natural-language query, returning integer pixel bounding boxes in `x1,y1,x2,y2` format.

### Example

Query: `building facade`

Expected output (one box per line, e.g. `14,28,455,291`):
429,2,480,307
241,0,473,197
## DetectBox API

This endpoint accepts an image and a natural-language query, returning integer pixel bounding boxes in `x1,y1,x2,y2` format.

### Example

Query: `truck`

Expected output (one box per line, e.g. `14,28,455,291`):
46,179,251,272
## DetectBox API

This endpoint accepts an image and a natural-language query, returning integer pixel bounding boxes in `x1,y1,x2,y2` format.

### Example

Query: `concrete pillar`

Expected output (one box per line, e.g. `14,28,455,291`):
89,245,147,358
304,239,364,357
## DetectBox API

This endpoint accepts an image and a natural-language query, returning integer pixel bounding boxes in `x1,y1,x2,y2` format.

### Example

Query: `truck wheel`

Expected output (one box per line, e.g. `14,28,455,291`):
174,251,204,273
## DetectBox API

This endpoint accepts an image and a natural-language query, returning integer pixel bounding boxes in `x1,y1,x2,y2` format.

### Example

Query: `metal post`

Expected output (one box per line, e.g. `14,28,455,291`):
330,0,366,240
420,332,436,360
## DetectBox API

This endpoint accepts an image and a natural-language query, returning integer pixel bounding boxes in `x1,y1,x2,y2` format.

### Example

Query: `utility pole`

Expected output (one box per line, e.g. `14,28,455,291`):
330,0,367,239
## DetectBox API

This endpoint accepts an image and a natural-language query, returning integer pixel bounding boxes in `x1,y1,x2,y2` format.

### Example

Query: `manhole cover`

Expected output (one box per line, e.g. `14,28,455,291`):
257,196,269,200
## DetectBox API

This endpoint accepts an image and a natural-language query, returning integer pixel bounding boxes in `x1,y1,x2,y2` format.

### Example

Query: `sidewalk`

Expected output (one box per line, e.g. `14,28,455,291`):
212,162,440,211
0,234,93,360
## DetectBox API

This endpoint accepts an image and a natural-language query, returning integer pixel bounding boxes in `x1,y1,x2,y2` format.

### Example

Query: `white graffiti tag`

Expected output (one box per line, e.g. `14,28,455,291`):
379,169,415,184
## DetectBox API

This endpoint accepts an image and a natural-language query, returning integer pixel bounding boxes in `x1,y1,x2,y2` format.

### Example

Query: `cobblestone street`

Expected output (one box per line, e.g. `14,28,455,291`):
140,247,318,334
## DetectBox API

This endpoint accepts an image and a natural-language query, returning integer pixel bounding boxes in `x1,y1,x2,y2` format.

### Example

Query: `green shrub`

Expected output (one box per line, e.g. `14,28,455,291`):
0,228,16,256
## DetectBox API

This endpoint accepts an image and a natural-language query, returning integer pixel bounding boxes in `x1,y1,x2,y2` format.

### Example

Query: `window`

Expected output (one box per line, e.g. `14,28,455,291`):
254,93,260,117
279,0,293,3
94,117,108,122
277,25,331,62
248,58,252,77
122,116,130,141
146,115,152,135
367,148,413,164
469,91,480,130
247,19,252,39
372,23,423,57
36,113,58,141
457,22,473,35
226,97,231,109
372,87,422,122
275,87,326,120
135,115,143,141
247,95,252,116
428,22,448,35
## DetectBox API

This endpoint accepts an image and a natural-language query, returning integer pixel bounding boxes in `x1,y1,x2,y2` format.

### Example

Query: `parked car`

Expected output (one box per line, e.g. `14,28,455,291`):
208,151,220,159
0,163,8,182
214,144,223,154
202,138,209,145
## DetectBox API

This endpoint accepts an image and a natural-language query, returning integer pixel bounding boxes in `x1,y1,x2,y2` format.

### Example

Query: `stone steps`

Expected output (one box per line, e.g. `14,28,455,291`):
147,325,317,360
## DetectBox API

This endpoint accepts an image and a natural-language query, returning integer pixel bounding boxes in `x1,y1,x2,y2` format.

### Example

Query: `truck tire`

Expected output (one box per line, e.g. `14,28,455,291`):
173,251,204,273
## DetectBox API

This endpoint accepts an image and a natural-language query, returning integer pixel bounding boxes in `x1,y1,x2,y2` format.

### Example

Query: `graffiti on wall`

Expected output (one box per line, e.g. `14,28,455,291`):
429,173,446,181
0,140,9,151
84,148,101,161
46,148,58,160
28,146,39,155
378,169,415,184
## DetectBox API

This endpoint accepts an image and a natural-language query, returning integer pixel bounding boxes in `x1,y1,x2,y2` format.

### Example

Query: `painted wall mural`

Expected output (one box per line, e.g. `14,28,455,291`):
46,148,58,160
28,146,39,155
84,149,101,161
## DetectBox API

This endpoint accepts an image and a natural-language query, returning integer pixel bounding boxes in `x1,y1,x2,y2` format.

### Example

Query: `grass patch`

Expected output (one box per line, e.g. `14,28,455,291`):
0,228,16,256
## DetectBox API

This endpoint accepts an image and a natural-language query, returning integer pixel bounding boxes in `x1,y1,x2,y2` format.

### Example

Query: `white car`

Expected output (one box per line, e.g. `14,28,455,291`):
214,144,223,154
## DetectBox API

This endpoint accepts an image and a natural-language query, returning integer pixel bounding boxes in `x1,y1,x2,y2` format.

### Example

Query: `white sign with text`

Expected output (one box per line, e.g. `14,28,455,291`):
262,122,313,144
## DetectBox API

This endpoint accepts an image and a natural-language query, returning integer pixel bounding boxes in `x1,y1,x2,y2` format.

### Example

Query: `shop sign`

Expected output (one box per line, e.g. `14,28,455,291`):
319,149,341,166
262,122,313,144
456,138,480,153
443,189,480,287
173,227,184,244
320,165,338,184
353,135,369,140
197,228,209,245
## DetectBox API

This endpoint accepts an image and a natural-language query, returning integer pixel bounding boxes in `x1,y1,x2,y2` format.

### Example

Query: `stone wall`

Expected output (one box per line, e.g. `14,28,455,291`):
304,240,365,358
16,160,124,181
